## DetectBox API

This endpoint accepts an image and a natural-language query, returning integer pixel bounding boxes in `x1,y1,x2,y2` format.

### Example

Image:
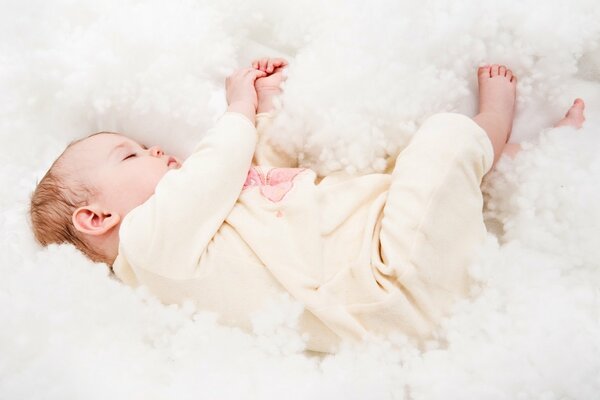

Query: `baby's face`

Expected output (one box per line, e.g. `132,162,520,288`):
67,132,181,220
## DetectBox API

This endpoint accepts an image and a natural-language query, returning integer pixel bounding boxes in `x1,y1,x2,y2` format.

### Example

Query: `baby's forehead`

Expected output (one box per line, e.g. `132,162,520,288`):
79,131,132,147
62,132,136,167
70,132,137,155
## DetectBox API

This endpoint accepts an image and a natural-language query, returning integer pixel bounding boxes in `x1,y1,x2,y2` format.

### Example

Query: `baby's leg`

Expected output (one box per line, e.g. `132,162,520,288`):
374,65,520,323
472,65,517,166
376,112,494,323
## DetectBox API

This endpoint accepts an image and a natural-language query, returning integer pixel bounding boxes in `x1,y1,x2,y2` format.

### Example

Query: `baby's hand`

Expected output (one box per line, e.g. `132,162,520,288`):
225,67,268,122
252,57,288,113
252,57,288,75
252,57,288,92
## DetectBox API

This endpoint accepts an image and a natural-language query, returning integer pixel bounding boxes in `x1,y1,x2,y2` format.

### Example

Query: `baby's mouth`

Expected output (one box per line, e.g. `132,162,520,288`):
167,157,179,168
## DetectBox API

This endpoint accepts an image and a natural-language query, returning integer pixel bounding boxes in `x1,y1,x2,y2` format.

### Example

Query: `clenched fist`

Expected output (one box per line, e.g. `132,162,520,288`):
225,67,268,110
251,57,289,113
252,57,288,92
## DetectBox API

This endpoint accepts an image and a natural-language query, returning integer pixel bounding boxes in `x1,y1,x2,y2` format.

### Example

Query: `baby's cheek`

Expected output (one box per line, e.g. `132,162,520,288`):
128,170,163,204
145,169,167,195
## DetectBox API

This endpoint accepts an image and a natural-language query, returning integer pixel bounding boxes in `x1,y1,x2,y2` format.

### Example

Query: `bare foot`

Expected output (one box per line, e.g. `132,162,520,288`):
473,64,518,166
554,98,586,128
500,98,587,162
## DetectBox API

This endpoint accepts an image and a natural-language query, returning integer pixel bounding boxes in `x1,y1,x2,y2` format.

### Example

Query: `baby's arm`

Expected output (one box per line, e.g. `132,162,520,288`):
250,57,298,167
253,111,299,167
117,68,265,279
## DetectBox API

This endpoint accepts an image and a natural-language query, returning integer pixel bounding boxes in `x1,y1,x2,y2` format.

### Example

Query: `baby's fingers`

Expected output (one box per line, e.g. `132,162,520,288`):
227,68,266,86
258,58,268,72
248,68,268,81
238,67,266,77
268,58,288,72
252,59,266,69
266,59,281,73
250,57,289,73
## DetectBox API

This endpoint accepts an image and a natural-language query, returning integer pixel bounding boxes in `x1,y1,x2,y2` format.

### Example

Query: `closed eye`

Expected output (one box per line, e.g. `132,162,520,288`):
123,153,136,160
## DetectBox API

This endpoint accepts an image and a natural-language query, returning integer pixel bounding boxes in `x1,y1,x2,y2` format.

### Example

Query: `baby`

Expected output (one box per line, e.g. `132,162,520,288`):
30,59,585,353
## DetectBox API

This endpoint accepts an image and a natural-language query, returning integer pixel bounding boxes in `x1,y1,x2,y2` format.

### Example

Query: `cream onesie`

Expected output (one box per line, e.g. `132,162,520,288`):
113,110,494,353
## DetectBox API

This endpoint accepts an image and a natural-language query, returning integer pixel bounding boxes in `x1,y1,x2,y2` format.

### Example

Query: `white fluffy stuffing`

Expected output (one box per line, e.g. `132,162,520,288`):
1,0,600,398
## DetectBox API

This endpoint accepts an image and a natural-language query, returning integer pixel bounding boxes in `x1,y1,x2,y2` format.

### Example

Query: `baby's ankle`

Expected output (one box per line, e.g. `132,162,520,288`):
475,111,511,137
473,112,512,165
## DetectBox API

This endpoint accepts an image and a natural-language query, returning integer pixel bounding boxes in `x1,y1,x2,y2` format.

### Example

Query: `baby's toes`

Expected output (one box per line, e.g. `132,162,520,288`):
478,65,491,78
491,64,500,77
499,66,507,76
506,69,513,81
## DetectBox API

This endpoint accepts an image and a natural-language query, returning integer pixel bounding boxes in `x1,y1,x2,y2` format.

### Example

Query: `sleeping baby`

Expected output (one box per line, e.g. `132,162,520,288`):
29,58,586,352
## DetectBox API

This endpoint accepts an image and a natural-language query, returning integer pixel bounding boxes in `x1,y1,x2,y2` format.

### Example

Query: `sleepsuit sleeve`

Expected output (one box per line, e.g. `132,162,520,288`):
116,112,257,280
252,111,299,167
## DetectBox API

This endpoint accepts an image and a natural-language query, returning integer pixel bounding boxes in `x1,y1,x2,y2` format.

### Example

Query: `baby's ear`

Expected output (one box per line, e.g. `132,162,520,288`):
72,206,121,236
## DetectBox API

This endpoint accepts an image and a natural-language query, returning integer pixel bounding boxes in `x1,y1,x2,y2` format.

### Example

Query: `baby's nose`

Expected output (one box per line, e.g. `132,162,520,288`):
149,146,164,157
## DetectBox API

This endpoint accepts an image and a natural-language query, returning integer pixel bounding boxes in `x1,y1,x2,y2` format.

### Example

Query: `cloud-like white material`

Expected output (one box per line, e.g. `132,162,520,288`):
1,0,599,398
